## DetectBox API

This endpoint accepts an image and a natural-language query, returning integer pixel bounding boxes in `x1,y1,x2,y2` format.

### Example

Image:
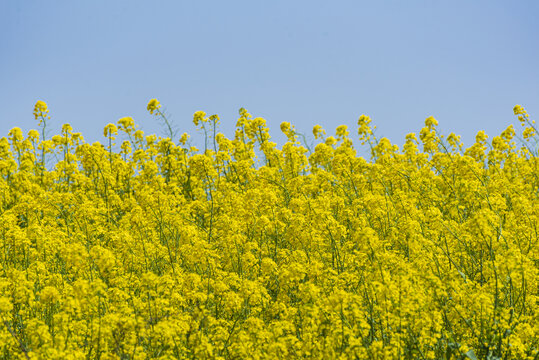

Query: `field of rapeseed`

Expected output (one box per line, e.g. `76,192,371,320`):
0,100,537,359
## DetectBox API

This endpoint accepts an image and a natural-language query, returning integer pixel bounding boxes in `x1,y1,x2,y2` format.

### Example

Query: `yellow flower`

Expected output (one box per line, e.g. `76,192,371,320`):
475,130,488,143
134,129,145,141
103,123,118,137
193,111,207,126
33,100,49,120
0,297,13,313
523,126,535,139
8,127,23,142
61,123,73,134
280,121,291,134
118,116,135,134
325,136,337,146
513,104,526,115
179,132,190,145
27,129,40,142
1,100,538,359
147,98,161,114
39,286,60,304
424,116,438,129
336,124,349,138
312,125,325,139
120,140,132,154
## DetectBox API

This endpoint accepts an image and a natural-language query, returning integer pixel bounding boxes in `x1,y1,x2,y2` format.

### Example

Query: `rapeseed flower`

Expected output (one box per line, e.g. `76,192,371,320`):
147,98,161,114
0,101,537,359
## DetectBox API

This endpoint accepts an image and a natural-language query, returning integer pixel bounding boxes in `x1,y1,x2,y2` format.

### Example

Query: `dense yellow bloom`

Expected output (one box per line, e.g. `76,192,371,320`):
0,102,537,359
39,286,60,304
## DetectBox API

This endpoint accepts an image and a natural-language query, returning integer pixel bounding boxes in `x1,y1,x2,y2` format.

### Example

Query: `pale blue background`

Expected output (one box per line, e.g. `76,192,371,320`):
1,0,538,154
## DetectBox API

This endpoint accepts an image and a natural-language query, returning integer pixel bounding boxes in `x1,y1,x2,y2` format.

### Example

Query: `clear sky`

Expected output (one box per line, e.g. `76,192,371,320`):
1,0,538,154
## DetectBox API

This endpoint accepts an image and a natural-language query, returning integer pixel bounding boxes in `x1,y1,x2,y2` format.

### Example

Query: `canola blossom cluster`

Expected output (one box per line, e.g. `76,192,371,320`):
0,100,538,359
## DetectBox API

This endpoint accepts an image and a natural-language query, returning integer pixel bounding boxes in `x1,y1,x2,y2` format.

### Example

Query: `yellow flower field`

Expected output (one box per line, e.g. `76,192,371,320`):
0,100,537,359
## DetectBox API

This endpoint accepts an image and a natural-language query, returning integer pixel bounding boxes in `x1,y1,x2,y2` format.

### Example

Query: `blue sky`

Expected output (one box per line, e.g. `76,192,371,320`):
1,0,538,154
